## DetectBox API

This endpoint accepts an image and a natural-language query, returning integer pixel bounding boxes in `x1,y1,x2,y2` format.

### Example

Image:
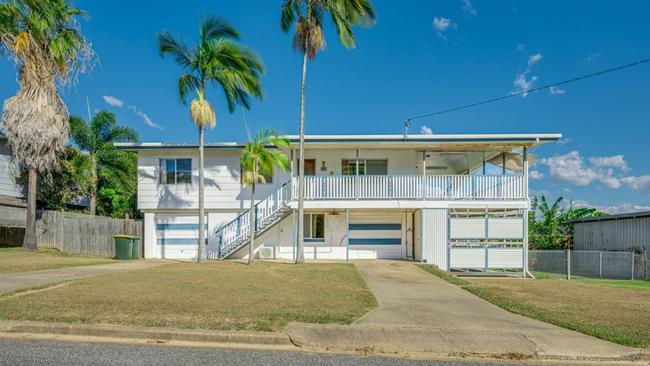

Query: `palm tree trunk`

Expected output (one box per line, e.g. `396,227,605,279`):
197,126,206,262
248,182,256,265
296,49,308,264
22,168,38,251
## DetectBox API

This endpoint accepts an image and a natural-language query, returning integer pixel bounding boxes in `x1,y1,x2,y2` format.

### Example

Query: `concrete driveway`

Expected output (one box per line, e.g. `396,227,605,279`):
287,260,639,361
0,261,165,295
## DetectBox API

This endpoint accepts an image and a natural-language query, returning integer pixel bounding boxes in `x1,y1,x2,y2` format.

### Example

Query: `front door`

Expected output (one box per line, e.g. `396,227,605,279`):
304,159,316,176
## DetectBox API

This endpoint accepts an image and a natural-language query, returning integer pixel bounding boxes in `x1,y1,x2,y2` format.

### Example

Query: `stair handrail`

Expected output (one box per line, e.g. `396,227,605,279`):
216,180,292,256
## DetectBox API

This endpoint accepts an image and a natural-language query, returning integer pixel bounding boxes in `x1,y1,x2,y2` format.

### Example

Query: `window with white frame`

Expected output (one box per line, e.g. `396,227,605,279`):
159,158,192,184
341,159,387,176
303,213,325,242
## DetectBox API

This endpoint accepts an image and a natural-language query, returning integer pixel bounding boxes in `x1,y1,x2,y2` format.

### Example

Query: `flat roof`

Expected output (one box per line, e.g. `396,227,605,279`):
115,133,562,151
570,211,650,224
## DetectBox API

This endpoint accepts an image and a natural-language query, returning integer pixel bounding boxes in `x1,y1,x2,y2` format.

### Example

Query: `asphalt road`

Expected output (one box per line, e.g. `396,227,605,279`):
0,338,534,366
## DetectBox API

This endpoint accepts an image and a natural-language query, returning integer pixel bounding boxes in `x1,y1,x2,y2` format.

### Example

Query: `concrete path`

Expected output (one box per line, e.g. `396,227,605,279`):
287,261,639,361
0,261,165,295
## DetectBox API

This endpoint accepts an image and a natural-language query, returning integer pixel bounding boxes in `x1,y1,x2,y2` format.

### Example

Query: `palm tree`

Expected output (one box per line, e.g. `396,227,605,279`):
0,0,94,251
241,129,290,264
158,16,264,262
281,0,375,263
69,110,139,215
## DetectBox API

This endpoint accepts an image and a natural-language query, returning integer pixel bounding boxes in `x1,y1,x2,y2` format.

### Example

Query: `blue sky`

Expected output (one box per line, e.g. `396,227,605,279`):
1,0,649,212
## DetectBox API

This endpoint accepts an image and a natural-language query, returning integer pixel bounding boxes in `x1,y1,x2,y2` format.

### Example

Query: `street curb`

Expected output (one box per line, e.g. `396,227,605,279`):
0,321,292,346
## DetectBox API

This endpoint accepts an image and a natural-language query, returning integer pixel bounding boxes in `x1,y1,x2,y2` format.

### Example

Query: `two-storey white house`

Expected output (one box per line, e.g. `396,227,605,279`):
117,133,560,273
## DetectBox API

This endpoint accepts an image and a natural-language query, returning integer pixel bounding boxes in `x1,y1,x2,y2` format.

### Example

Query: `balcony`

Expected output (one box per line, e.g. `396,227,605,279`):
292,175,527,201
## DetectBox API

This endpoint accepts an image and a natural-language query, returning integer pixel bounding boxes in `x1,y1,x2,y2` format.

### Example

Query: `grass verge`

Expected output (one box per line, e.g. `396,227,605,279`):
0,248,115,274
0,261,378,332
417,264,650,348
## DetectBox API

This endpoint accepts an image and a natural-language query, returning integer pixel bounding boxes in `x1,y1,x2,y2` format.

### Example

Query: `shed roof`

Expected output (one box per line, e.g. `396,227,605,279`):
569,211,650,224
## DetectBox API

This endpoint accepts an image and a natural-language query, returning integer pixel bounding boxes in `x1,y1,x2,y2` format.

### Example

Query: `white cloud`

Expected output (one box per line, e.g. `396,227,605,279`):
573,200,650,214
621,175,650,192
589,155,629,172
529,170,544,180
549,86,566,95
432,17,456,40
511,53,543,97
102,95,163,130
420,125,433,135
102,95,124,108
557,138,572,145
516,43,525,52
539,151,622,189
461,0,477,15
527,53,543,67
127,105,163,130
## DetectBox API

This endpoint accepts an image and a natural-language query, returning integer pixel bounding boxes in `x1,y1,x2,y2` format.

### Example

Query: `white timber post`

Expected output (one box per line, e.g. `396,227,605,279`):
422,151,427,200
355,149,360,200
566,249,571,280
346,208,350,262
523,146,529,276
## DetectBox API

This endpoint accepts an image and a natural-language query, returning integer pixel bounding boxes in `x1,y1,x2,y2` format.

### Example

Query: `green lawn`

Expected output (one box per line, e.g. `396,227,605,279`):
0,248,116,274
418,264,650,348
0,261,377,332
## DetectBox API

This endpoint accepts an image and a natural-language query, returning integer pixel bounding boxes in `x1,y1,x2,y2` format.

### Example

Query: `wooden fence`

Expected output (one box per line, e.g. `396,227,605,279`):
36,210,143,257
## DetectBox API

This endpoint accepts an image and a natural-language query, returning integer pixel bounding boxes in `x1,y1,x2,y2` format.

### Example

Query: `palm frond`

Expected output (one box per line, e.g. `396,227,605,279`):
200,15,239,43
157,31,195,69
177,73,201,105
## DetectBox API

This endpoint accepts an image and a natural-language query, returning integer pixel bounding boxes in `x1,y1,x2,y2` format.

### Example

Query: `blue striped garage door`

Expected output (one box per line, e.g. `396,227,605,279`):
155,215,208,259
348,212,402,259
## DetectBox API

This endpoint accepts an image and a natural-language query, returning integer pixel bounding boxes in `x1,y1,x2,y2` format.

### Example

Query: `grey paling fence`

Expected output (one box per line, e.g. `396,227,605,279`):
36,210,142,257
529,250,647,280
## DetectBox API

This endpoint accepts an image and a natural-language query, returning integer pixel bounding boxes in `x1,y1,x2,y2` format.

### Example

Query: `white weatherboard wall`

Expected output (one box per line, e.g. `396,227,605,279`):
233,210,409,260
421,209,448,269
137,150,289,211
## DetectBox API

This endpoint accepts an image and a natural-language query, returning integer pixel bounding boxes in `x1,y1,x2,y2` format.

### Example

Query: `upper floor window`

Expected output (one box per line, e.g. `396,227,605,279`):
342,159,388,176
159,158,192,184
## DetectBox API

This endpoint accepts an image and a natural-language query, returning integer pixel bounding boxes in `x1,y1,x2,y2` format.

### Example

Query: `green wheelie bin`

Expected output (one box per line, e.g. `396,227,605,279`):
131,237,141,259
113,235,134,260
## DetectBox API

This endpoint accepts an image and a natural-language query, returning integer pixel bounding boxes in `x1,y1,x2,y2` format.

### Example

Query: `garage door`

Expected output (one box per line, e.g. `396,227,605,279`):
156,215,208,259
348,212,402,259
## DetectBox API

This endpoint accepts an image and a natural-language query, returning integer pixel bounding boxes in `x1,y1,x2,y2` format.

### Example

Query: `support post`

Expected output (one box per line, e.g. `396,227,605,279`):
422,151,427,200
482,152,486,175
355,149,360,200
292,209,297,262
632,251,635,280
484,245,489,272
346,208,350,262
599,251,603,279
502,152,506,175
522,146,529,197
566,249,571,280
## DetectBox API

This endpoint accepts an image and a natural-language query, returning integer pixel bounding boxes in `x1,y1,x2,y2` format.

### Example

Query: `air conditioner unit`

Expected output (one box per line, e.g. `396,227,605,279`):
259,246,274,260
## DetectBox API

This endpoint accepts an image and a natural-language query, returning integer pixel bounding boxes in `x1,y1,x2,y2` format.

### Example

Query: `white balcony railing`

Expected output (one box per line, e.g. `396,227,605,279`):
292,175,526,201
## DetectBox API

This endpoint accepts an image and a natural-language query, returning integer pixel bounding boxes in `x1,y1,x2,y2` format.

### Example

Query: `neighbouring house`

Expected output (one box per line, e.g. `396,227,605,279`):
0,132,27,246
116,133,560,272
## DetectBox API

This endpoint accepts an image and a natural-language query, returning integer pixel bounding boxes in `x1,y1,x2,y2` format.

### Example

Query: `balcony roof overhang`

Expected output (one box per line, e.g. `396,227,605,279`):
115,133,561,151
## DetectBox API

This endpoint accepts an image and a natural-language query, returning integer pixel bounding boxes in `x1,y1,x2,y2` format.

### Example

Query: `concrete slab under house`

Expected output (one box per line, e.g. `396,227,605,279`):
116,133,561,274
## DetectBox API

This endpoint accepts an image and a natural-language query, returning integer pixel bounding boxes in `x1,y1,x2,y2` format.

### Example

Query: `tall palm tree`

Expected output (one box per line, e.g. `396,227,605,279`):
69,110,139,215
0,0,93,251
241,129,290,264
158,16,264,262
281,0,375,263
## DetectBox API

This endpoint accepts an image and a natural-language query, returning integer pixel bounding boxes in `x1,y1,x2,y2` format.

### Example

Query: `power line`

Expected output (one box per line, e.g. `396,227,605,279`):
405,57,650,123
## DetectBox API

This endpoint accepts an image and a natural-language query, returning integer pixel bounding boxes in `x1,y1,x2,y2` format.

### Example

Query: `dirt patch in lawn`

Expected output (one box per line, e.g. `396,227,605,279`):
0,261,377,332
0,248,115,274
418,265,650,348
